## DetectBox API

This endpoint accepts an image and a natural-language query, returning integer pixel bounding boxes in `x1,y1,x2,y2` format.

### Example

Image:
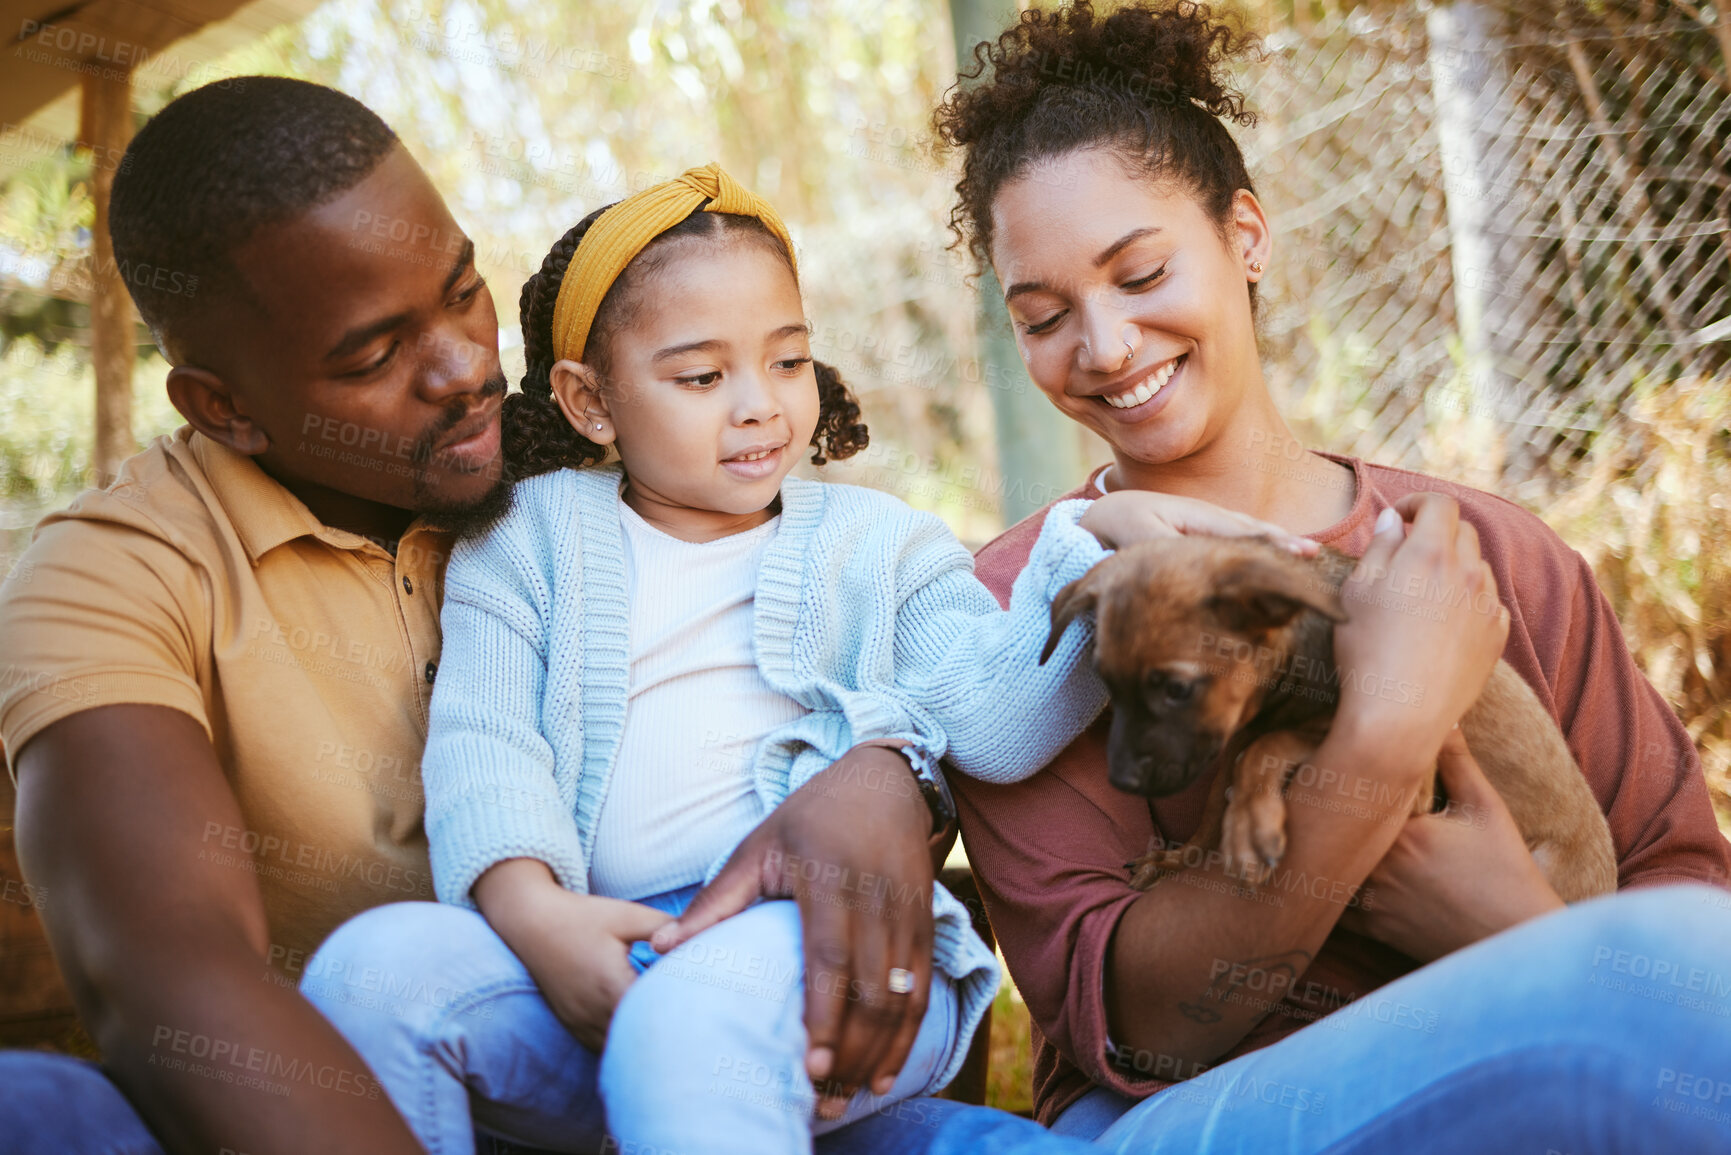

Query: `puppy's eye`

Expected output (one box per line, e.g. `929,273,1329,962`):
1147,671,1200,707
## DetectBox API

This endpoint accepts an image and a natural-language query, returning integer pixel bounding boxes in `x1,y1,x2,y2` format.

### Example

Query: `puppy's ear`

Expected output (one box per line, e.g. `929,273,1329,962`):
1042,572,1102,665
1206,555,1347,633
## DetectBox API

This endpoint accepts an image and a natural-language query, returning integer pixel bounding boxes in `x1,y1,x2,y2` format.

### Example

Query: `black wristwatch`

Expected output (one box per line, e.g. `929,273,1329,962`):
898,743,956,835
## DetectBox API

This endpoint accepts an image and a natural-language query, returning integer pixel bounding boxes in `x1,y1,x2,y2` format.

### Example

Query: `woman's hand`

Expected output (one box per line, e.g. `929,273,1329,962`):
1078,488,1319,554
650,745,935,1118
473,858,671,1052
1338,727,1565,962
1332,494,1510,768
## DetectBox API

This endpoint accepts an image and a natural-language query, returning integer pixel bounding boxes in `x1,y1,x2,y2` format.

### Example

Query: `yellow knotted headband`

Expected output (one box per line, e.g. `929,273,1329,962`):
550,162,798,364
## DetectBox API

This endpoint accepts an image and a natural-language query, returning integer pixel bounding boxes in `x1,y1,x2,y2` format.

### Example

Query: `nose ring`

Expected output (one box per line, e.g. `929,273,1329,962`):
1121,340,1135,371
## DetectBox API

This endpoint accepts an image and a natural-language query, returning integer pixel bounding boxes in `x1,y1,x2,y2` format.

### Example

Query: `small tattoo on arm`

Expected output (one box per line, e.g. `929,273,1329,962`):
1176,1001,1224,1024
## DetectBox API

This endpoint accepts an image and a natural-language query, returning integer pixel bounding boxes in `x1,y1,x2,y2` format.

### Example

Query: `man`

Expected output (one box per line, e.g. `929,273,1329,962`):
0,78,981,1154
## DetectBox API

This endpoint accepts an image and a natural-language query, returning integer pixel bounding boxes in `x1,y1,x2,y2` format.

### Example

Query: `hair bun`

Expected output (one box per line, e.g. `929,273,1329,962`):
936,2,1262,263
966,2,1257,125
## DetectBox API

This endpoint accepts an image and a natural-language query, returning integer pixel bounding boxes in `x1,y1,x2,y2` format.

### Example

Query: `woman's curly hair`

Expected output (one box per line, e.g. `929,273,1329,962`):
933,1,1263,268
504,206,869,482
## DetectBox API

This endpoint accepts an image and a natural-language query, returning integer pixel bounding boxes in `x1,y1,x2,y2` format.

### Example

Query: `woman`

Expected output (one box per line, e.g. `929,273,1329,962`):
925,2,1731,1151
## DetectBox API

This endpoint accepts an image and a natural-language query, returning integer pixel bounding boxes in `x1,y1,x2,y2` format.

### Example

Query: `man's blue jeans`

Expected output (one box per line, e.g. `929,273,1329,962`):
298,888,967,1154
6,885,1731,1154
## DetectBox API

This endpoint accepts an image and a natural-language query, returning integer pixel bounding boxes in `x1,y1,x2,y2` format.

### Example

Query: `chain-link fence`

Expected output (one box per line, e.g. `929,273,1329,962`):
1249,0,1728,487
1242,0,1730,818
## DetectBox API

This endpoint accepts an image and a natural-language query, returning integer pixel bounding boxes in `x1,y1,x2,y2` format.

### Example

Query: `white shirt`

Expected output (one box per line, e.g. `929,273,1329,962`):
587,502,809,900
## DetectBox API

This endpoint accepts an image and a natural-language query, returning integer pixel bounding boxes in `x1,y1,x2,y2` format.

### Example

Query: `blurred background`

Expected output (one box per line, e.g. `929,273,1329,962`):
1,0,1727,1114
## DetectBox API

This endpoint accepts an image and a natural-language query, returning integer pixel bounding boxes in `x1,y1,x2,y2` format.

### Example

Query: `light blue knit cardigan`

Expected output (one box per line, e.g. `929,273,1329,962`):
422,464,1109,1086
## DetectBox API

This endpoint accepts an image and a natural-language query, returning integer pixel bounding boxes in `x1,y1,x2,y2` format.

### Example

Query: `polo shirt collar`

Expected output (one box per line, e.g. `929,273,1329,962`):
190,431,411,563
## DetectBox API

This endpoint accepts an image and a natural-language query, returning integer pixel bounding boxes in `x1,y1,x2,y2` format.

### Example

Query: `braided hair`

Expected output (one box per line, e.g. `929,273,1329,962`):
505,206,870,482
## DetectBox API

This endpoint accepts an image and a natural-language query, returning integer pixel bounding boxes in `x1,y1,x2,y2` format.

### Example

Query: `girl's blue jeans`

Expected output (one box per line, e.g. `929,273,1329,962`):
5,885,1731,1154
298,885,964,1155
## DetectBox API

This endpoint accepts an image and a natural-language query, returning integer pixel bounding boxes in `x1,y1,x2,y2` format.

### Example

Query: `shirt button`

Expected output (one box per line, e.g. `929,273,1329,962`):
424,661,437,684
402,575,414,595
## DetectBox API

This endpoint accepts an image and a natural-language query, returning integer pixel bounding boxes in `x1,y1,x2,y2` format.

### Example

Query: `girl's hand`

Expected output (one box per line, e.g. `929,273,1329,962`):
1332,494,1510,771
473,859,671,1051
514,892,671,1052
1078,489,1318,554
651,745,936,1118
1338,727,1565,962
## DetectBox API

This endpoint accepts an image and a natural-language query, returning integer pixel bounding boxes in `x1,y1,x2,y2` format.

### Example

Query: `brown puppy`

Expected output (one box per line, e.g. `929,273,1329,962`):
1040,537,1618,903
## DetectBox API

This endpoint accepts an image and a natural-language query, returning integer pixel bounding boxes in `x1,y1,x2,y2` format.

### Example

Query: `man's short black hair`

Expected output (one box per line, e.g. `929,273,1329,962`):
109,76,400,351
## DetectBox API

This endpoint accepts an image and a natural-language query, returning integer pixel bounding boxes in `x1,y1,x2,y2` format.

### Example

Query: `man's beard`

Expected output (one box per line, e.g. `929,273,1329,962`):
416,472,514,539
409,371,515,539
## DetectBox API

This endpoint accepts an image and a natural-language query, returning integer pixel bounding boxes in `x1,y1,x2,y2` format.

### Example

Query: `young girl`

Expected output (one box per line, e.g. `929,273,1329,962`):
305,163,1309,1155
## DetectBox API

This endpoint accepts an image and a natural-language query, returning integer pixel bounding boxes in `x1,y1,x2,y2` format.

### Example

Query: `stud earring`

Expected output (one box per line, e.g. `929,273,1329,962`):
1249,260,1264,275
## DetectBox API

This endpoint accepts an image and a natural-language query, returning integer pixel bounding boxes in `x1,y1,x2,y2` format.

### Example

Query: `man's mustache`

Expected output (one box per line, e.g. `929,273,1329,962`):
409,372,508,466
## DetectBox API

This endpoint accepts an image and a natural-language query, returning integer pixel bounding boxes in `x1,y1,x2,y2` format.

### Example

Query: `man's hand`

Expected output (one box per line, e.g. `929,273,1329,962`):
1338,727,1565,962
1079,489,1318,554
474,858,670,1052
650,745,935,1118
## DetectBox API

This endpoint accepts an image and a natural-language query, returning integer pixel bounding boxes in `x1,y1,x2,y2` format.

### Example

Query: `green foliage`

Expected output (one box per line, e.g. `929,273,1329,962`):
0,153,92,265
987,968,1034,1115
0,340,181,498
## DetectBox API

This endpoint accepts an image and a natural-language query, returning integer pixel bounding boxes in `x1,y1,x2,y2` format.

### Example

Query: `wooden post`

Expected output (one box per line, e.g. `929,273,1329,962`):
79,67,136,487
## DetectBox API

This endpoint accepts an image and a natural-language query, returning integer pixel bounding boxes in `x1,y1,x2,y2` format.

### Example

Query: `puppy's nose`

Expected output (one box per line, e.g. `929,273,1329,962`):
1108,755,1158,796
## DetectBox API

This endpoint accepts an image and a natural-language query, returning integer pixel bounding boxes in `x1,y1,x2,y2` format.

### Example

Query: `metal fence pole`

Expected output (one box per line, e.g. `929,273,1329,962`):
1424,0,1506,424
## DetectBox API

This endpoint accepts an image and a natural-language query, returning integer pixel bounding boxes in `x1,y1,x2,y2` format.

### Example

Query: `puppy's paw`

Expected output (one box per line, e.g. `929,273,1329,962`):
1221,802,1274,885
1127,854,1169,891
1127,841,1187,890
1247,793,1288,873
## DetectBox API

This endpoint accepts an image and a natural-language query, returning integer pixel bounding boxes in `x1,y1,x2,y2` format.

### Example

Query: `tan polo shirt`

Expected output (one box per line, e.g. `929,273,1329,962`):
0,427,447,968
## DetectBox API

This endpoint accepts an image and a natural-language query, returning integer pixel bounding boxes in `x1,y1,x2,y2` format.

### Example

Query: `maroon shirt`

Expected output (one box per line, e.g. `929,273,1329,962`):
955,454,1731,1125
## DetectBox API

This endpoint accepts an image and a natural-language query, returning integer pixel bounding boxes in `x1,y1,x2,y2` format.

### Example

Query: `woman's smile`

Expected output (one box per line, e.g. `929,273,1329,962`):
1095,352,1186,416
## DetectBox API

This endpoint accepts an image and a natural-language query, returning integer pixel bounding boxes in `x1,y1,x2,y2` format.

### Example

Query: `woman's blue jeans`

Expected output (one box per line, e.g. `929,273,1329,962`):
5,885,1731,1154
